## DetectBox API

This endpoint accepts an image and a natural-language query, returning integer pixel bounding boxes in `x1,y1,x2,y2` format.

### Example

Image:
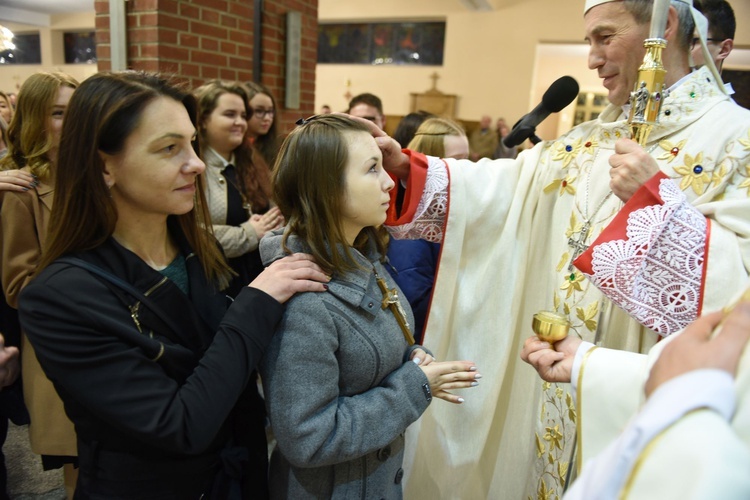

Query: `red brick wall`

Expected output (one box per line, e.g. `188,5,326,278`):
94,0,318,133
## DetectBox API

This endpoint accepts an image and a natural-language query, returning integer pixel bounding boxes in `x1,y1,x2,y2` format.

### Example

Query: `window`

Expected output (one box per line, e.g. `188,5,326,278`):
318,22,445,66
0,33,41,64
573,91,609,126
64,32,97,64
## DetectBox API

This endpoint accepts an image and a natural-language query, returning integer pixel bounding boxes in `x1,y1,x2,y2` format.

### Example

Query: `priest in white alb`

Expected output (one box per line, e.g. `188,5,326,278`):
365,0,750,497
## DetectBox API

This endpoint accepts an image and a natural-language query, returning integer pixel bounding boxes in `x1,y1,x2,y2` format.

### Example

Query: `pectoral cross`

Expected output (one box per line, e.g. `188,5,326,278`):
567,221,591,272
375,274,416,345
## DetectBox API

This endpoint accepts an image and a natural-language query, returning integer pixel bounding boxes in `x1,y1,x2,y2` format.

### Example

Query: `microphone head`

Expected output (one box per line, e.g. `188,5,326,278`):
542,76,579,113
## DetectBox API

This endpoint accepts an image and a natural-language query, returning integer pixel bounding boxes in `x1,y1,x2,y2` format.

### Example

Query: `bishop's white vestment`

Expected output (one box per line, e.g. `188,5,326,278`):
386,66,750,499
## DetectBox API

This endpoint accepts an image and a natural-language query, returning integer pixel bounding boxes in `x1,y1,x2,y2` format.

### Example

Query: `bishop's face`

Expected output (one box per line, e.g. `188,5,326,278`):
584,2,649,107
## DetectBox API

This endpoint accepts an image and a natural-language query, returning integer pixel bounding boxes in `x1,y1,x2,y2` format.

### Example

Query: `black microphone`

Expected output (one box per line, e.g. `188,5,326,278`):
503,76,580,148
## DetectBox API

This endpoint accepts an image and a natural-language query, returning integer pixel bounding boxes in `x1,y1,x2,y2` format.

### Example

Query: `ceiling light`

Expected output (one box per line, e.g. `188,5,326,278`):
0,25,15,52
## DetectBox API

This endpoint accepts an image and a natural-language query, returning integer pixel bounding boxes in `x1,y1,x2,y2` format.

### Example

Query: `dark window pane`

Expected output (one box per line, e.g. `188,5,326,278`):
64,32,97,64
318,22,445,66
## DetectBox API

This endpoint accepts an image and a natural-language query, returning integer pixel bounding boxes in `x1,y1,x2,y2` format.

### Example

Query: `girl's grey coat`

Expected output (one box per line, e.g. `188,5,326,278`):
260,233,432,499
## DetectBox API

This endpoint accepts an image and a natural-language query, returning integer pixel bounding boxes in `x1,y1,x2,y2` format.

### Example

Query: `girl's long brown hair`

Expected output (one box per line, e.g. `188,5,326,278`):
272,114,388,276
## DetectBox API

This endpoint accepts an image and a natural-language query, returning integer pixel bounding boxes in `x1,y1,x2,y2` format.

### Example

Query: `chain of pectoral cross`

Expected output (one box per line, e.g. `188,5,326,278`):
567,139,660,272
567,147,616,272
567,190,615,271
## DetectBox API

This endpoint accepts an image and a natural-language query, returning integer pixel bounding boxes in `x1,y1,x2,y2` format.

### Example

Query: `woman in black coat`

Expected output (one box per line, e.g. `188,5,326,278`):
17,71,328,499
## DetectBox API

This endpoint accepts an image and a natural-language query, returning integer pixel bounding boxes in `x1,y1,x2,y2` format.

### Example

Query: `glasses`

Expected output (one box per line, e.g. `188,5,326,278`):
692,37,721,48
251,108,274,119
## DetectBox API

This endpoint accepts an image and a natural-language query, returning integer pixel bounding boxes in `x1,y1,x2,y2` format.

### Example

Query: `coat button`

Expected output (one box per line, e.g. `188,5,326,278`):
377,445,391,461
394,467,404,484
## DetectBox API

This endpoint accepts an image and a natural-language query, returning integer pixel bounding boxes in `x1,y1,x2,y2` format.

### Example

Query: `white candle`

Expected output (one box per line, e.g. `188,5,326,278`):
649,0,671,39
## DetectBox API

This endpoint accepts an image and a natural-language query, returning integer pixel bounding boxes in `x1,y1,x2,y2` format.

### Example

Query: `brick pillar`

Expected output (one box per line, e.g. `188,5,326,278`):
94,0,318,132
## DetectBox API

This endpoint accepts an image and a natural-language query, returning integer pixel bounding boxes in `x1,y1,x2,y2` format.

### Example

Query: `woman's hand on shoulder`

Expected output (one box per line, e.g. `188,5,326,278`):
419,360,480,405
0,169,36,193
249,253,329,303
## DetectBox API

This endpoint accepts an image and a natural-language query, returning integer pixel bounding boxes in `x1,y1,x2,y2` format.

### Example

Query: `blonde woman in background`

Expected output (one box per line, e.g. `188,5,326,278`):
407,117,470,160
0,71,79,498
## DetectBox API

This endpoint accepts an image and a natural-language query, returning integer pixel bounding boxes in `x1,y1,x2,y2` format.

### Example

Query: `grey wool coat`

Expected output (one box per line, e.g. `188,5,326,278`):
259,232,433,499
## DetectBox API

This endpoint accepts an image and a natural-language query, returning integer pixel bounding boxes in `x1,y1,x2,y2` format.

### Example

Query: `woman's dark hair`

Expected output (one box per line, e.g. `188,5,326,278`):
40,71,233,288
244,81,280,168
392,110,434,147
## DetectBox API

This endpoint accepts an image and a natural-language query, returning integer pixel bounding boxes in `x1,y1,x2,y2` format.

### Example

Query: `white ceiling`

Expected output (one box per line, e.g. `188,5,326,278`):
0,0,93,14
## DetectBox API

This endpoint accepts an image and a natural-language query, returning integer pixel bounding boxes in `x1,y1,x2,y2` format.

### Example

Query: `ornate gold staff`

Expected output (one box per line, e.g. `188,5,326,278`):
628,0,671,145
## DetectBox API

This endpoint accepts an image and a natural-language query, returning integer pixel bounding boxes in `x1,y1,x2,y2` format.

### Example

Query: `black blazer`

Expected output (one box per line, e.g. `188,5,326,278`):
19,229,282,498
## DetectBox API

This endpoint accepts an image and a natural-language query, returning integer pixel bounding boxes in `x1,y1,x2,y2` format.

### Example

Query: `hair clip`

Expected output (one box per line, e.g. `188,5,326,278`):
296,115,320,126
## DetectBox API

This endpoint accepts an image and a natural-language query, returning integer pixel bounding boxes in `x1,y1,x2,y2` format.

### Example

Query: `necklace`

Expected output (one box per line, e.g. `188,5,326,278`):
567,193,614,271
567,150,615,272
373,268,415,345
567,141,660,271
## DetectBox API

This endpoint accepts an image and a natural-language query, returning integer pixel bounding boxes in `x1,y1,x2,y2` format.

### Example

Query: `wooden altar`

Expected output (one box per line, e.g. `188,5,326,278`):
409,73,457,119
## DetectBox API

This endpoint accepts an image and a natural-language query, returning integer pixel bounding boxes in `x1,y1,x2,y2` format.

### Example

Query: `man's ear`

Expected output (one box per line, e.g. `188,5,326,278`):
663,5,679,42
717,38,734,63
99,150,115,189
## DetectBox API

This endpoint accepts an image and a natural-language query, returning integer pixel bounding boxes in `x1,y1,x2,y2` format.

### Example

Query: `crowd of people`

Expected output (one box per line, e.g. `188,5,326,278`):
0,0,747,499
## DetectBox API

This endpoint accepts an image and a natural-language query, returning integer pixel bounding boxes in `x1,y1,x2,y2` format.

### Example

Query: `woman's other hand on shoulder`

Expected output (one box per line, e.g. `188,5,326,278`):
0,169,36,193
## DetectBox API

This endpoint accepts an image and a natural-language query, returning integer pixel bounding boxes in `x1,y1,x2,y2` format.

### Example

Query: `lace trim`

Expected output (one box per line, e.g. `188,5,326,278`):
387,155,448,243
584,179,706,336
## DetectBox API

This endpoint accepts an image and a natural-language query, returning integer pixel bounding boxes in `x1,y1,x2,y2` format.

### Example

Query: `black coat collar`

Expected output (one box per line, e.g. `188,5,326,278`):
72,223,227,353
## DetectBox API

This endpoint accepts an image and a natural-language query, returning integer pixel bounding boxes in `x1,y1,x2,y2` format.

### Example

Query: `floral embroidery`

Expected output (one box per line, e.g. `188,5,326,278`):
534,381,575,500
564,212,583,239
673,152,711,194
543,425,563,450
552,138,582,168
560,272,585,298
711,164,728,188
657,139,686,162
576,301,599,332
738,165,750,195
739,130,750,150
582,137,598,155
543,174,577,196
